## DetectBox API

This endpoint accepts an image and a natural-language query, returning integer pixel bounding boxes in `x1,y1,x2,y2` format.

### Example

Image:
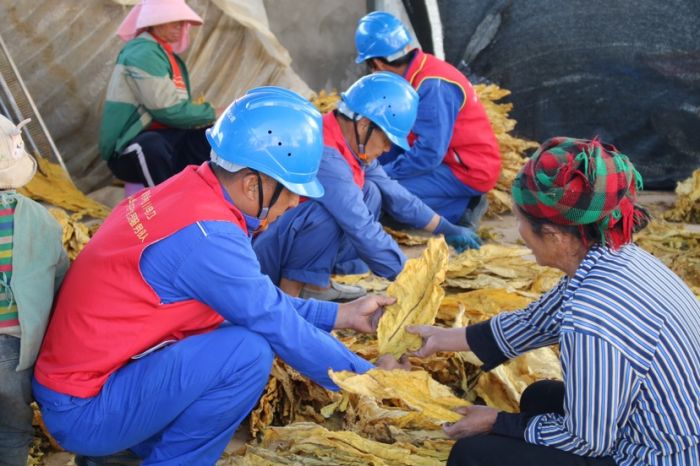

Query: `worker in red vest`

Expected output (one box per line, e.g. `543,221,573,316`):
354,11,502,230
33,87,402,466
254,73,481,301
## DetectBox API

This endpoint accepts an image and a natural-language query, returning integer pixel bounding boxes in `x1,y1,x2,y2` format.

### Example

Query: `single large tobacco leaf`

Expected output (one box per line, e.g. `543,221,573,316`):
378,238,449,358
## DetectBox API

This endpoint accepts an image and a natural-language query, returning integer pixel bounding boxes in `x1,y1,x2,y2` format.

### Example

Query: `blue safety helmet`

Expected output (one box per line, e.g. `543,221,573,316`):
355,11,414,64
340,72,418,150
207,86,324,199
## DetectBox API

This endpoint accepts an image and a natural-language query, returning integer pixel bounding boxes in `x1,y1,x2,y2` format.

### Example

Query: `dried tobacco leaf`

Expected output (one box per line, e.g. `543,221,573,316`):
446,244,562,293
636,221,700,291
663,169,700,223
256,422,444,466
438,289,533,325
378,238,449,357
49,208,96,260
476,347,561,412
311,89,341,114
330,368,469,424
447,244,530,277
331,273,390,293
384,226,430,246
249,359,339,437
350,396,444,431
19,157,110,218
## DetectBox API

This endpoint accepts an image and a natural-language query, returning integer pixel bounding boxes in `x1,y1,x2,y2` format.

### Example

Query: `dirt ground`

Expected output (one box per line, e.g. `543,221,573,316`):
38,190,693,465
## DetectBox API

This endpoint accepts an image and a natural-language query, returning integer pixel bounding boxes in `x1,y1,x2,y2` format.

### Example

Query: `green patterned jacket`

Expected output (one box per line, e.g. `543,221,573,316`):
99,32,215,160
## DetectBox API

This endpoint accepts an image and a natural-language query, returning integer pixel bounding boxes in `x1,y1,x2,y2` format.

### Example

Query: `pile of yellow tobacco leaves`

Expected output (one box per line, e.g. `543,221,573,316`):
20,156,110,219
475,85,539,216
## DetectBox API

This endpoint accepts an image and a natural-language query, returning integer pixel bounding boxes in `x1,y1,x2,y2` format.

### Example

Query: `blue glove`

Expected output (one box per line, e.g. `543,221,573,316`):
434,216,482,252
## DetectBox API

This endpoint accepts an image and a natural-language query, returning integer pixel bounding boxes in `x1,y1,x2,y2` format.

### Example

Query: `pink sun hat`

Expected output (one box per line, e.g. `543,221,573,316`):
116,0,203,53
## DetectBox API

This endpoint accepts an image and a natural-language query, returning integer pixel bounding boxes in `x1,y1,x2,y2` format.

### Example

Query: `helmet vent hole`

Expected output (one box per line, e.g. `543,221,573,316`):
288,152,292,157
278,142,282,146
383,96,386,99
392,113,396,117
268,130,272,134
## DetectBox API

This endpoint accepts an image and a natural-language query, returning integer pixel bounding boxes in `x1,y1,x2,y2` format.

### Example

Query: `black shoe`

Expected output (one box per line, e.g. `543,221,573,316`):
75,450,141,466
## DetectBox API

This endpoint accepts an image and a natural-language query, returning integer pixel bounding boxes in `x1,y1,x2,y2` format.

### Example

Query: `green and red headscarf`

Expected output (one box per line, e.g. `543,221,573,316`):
512,137,650,249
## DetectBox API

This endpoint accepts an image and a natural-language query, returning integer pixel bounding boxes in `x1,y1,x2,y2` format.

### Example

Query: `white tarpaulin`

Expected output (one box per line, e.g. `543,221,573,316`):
0,0,312,191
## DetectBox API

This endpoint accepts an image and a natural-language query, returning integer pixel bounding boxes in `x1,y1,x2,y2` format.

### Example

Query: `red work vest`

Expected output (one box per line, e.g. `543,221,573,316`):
34,164,247,398
406,50,502,192
323,112,365,189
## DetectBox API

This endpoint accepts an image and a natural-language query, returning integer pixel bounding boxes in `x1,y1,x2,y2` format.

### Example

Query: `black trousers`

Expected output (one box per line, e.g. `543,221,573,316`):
447,381,618,466
107,128,211,186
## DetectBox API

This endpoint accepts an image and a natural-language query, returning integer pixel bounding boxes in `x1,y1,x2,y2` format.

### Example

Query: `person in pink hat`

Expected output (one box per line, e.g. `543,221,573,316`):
0,115,68,466
99,0,219,187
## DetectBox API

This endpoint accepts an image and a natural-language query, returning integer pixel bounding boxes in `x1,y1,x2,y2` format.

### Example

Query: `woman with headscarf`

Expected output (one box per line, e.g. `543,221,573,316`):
99,0,218,187
409,137,700,465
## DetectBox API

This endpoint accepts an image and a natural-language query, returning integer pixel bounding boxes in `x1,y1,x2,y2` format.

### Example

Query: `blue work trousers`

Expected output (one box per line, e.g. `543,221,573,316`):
391,163,482,224
254,180,382,286
32,325,273,465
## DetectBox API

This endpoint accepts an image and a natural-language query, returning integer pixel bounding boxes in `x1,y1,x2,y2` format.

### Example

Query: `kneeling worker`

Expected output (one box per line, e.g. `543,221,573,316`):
355,11,502,229
254,73,480,301
33,87,400,465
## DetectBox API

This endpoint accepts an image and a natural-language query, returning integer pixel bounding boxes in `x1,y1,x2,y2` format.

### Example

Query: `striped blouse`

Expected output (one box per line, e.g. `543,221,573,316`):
478,243,700,465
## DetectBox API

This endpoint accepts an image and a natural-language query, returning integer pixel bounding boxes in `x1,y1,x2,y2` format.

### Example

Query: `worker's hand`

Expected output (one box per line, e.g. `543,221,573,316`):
442,406,498,439
406,325,470,358
335,295,396,333
445,227,482,252
375,354,412,371
433,217,482,252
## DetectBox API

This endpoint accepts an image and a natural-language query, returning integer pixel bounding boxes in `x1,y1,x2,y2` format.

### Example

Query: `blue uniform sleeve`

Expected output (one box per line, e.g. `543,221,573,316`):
316,152,406,280
285,295,337,330
140,221,372,389
383,79,464,179
364,161,435,228
141,223,337,331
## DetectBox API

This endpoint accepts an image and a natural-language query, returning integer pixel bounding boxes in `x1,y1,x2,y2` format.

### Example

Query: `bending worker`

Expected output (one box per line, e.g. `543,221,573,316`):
254,72,480,301
100,0,219,187
33,88,401,466
409,137,700,465
355,11,501,229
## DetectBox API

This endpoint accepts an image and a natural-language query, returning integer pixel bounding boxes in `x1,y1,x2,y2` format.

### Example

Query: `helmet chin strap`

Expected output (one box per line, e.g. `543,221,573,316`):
254,171,285,224
353,117,376,164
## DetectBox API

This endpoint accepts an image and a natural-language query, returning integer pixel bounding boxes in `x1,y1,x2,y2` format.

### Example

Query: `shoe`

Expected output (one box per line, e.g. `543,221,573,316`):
300,280,367,302
75,451,141,466
458,195,489,230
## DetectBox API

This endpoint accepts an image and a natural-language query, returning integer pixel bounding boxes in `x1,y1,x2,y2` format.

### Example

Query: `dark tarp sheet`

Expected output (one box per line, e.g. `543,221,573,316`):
407,0,700,189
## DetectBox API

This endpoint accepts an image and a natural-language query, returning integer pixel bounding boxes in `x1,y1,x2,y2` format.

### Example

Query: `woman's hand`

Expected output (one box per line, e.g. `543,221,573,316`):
406,325,470,358
442,406,498,439
335,295,396,333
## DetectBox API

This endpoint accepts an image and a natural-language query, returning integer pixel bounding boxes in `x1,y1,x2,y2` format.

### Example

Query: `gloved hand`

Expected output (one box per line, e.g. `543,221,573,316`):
434,216,482,252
